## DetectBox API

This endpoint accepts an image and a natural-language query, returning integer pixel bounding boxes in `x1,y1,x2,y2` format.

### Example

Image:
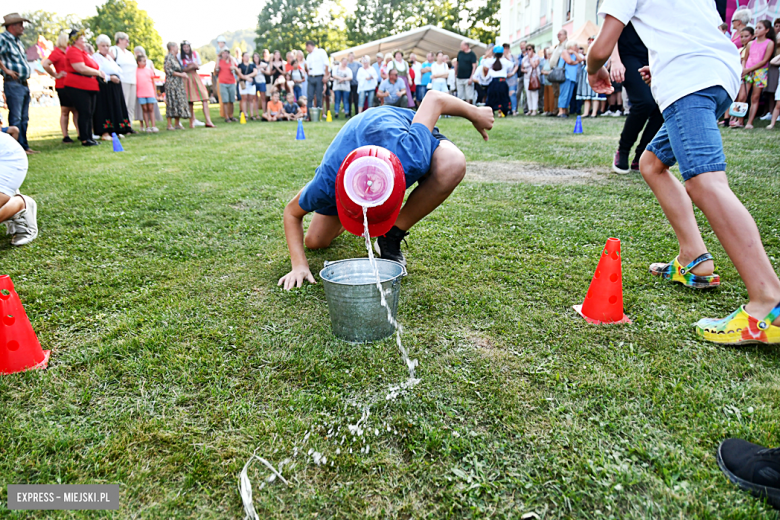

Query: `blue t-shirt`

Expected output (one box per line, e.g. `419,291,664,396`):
298,106,441,216
421,61,432,85
558,53,579,82
378,79,405,104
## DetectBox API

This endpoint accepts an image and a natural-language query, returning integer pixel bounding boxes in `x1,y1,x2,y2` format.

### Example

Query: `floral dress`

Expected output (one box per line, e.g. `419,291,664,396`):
164,53,190,118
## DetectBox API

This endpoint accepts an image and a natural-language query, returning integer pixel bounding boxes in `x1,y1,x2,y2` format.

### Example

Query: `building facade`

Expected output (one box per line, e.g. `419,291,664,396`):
499,0,603,53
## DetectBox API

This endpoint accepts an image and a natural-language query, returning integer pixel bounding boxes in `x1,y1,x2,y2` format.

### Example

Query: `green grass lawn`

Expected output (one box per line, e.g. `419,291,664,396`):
1,106,780,519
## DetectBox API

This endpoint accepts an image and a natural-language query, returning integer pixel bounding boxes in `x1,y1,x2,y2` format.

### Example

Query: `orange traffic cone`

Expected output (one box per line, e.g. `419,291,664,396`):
0,275,50,374
573,238,631,324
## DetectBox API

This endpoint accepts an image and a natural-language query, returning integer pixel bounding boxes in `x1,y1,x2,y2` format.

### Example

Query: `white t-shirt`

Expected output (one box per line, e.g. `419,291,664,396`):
356,66,378,91
411,61,422,85
0,131,27,196
481,58,514,79
305,47,329,76
109,46,138,84
430,62,449,84
332,66,353,91
599,0,741,112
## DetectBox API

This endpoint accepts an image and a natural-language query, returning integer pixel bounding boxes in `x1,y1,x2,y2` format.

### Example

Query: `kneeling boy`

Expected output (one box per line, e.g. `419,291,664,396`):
278,90,493,290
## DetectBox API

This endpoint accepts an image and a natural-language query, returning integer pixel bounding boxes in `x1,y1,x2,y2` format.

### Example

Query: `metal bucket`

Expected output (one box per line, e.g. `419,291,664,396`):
310,107,322,122
320,258,406,343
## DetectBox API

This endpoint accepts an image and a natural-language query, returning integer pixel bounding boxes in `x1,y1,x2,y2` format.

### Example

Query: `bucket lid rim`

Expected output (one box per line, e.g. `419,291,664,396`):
319,258,406,285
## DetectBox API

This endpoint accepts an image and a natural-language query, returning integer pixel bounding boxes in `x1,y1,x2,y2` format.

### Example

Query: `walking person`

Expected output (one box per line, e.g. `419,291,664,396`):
608,22,663,173
163,42,190,130
64,30,105,146
305,40,329,118
180,41,214,128
0,13,37,154
109,32,138,133
41,31,78,143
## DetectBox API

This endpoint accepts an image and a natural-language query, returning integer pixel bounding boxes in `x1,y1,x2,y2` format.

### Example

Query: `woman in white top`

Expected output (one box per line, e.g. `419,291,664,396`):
430,52,449,92
356,55,378,113
472,62,492,104
109,32,138,129
332,57,353,118
482,45,514,115
93,34,131,140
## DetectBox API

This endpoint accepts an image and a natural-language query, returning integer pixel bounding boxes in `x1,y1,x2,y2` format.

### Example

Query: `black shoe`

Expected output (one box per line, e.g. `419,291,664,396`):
374,226,409,267
631,157,640,172
718,438,780,510
82,140,99,147
62,136,74,143
612,149,630,174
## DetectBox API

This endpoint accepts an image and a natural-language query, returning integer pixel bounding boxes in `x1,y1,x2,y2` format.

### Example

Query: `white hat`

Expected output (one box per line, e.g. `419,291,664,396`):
216,35,227,43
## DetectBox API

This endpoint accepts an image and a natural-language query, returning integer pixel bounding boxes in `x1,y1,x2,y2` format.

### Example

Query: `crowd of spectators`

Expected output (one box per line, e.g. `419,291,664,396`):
4,10,780,154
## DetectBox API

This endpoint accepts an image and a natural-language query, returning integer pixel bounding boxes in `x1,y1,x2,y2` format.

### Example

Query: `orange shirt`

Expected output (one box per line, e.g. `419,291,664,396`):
217,57,236,84
267,100,283,115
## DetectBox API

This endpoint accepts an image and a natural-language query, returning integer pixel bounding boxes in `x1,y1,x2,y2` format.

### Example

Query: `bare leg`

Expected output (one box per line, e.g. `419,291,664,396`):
639,150,714,275
394,140,466,231
60,107,70,138
0,194,25,223
189,102,196,128
686,171,780,324
304,213,344,249
583,100,591,116
768,103,780,129
167,117,174,130
228,103,234,119
745,86,762,128
202,101,213,125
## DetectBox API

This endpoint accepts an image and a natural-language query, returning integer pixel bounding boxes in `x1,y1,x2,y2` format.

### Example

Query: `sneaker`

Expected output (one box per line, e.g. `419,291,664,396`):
62,136,74,143
82,140,99,147
610,110,622,117
760,112,773,121
613,149,630,174
374,226,409,267
151,127,160,133
3,219,16,235
10,195,38,247
631,158,640,172
717,438,780,510
603,110,613,116
193,119,206,127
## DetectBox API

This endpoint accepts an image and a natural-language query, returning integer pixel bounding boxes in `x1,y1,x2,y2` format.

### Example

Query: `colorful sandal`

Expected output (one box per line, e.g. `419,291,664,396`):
649,253,720,289
696,301,780,345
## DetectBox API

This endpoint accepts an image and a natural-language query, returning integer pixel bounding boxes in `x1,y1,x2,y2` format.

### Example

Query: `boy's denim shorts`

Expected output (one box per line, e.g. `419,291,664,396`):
646,86,732,181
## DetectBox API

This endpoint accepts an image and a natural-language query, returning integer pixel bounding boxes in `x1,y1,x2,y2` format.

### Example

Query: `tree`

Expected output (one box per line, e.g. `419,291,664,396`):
466,0,500,45
19,10,86,50
255,0,328,54
86,0,164,65
197,45,217,63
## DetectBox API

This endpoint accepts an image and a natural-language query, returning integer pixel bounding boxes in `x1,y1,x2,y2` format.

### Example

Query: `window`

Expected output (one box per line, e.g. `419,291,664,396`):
566,0,572,20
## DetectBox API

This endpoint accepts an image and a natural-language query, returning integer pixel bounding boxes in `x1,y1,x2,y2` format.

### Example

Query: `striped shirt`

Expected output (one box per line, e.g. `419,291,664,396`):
0,30,31,82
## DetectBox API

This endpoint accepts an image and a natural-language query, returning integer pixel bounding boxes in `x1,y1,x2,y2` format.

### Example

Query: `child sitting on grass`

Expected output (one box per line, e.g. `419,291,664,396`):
283,93,302,120
297,97,307,119
263,92,284,122
277,90,494,290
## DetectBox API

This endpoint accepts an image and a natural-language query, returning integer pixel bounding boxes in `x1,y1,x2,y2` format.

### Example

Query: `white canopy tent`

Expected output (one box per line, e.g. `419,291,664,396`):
331,26,487,62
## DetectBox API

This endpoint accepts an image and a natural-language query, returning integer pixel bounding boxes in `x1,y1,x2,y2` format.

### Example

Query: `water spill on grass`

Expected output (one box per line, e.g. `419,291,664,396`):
239,207,421,518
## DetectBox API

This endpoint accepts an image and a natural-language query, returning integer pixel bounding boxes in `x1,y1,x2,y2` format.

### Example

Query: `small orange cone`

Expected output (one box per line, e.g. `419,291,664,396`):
0,275,50,374
573,238,631,324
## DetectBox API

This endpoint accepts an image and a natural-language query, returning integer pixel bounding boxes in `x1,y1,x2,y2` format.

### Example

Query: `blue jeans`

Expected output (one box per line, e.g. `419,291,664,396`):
415,85,427,103
4,80,30,150
358,90,374,110
646,86,732,181
510,90,518,113
333,90,349,115
293,84,302,100
558,79,575,111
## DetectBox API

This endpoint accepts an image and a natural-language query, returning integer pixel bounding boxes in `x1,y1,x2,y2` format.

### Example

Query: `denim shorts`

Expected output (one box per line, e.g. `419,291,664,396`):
646,86,732,181
138,97,156,105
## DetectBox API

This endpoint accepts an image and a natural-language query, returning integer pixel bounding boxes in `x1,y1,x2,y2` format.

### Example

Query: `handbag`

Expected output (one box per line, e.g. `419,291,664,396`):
548,66,566,84
729,102,748,117
529,70,540,91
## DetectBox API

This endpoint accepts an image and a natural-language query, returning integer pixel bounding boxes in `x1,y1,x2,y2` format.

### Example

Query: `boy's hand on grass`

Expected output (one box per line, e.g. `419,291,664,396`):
588,67,613,94
472,106,494,141
278,266,316,290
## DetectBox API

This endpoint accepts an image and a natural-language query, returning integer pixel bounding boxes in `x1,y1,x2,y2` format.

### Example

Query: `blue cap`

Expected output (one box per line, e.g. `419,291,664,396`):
493,45,504,54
